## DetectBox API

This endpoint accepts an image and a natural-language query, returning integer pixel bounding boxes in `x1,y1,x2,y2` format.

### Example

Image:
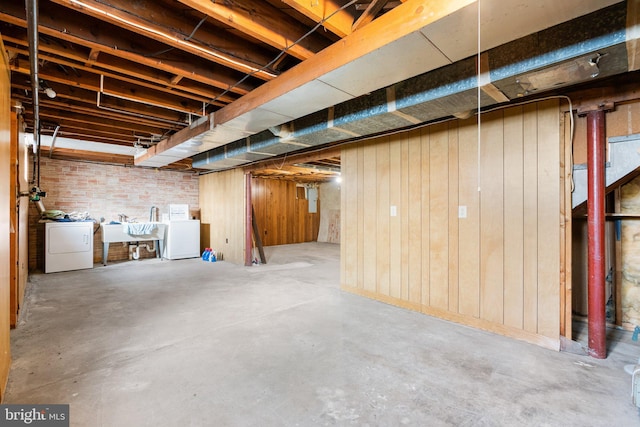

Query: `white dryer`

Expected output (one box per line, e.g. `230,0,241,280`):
45,222,94,273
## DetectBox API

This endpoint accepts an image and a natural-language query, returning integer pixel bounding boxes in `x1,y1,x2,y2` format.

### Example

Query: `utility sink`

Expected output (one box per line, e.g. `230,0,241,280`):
100,222,166,243
100,222,167,265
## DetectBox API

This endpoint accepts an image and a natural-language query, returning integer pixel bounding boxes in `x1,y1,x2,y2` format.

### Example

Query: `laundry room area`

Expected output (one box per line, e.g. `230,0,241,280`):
29,157,201,272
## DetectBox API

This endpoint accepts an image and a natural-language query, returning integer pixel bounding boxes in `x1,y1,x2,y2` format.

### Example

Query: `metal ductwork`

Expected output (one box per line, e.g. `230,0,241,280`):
134,0,630,170
192,2,633,171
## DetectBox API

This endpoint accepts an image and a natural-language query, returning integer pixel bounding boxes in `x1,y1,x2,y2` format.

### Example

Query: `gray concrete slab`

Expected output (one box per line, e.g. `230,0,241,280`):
5,242,640,426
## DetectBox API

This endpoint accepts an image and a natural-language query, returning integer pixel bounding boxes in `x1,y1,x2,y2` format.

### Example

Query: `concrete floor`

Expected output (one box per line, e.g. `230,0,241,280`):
5,242,640,426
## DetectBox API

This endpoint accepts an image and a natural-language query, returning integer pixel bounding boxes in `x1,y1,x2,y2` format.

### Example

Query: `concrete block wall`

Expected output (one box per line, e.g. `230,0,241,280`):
29,158,199,271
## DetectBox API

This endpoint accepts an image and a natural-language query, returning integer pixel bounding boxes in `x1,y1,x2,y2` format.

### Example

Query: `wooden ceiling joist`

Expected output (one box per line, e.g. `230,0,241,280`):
178,0,325,61
280,0,354,38
0,6,254,95
11,62,207,116
49,0,278,80
352,0,391,32
11,83,187,129
6,44,230,107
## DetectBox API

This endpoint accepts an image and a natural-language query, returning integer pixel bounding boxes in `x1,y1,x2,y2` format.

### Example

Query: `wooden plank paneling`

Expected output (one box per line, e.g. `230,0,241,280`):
408,129,422,305
10,112,18,328
560,110,572,338
363,141,378,293
536,99,561,338
0,35,13,397
503,106,525,329
342,146,358,288
400,134,410,301
448,123,460,313
250,177,320,246
429,123,449,310
376,139,391,296
17,115,28,322
340,99,563,348
480,110,505,325
199,169,245,264
458,119,480,318
420,128,431,307
389,134,402,299
357,143,365,289
523,103,539,333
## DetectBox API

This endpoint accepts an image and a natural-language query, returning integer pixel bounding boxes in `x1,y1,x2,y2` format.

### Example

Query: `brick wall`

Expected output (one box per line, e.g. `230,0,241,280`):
30,158,199,271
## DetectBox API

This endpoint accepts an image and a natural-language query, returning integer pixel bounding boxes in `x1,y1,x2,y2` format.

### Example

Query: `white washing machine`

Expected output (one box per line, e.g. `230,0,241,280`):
45,222,94,273
164,220,200,259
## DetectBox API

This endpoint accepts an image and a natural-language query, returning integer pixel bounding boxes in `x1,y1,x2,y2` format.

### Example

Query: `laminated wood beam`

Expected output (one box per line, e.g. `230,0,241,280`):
281,0,354,38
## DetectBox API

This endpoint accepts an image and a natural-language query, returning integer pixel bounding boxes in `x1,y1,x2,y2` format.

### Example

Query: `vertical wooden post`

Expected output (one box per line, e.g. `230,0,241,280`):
586,109,606,359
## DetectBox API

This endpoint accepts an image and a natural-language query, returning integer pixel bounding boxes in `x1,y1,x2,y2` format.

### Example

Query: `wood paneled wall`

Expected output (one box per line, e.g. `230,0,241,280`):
251,178,320,246
341,100,566,349
0,34,12,398
199,169,246,264
9,110,28,328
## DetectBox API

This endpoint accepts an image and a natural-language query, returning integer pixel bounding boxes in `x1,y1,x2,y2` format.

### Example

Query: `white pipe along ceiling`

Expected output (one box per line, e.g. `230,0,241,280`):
134,0,633,170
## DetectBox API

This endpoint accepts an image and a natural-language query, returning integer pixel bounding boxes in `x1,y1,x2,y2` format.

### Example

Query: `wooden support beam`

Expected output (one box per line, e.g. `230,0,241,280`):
49,0,277,80
177,0,320,61
2,34,232,103
478,52,509,103
85,48,100,67
352,0,390,32
281,0,354,38
12,85,187,128
8,47,223,107
215,0,475,126
247,145,342,172
251,205,267,264
0,8,253,95
5,36,237,103
12,57,211,115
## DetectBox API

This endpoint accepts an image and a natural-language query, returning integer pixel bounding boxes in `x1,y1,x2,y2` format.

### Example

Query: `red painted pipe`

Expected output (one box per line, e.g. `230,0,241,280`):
587,109,606,359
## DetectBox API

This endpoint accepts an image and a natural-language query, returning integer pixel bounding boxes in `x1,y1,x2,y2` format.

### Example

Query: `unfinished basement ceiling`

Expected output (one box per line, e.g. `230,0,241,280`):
2,0,637,180
1,0,400,175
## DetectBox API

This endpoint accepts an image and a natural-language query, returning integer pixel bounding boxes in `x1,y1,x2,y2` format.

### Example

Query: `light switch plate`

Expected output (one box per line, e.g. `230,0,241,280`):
390,205,397,217
458,205,467,218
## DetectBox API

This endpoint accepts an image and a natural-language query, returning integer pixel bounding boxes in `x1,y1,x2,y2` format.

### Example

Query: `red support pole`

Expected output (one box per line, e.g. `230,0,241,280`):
245,172,253,267
587,109,606,359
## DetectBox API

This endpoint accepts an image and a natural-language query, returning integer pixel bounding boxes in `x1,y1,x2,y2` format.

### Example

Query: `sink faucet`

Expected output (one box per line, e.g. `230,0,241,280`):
149,206,158,222
118,214,129,222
